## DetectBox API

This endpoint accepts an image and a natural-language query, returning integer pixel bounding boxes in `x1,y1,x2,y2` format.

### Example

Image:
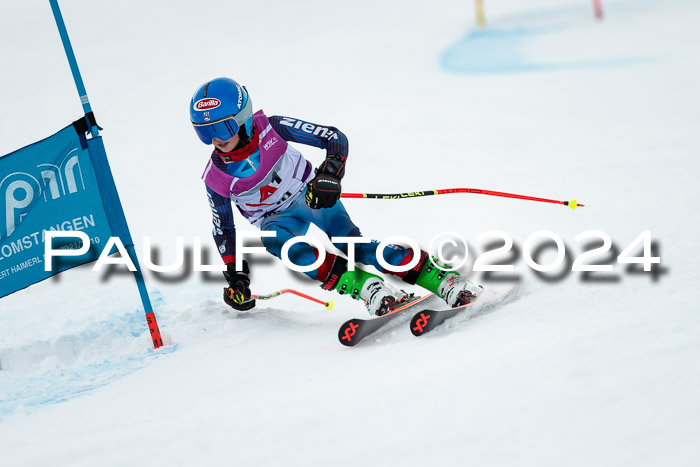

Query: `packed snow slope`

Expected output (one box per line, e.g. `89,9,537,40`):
1,0,699,466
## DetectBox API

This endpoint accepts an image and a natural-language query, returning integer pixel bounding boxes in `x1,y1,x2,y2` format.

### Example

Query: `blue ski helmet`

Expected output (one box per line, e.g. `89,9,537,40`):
190,77,253,145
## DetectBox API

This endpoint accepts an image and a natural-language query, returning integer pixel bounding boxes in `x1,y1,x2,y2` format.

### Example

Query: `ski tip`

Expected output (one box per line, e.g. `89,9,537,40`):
338,319,362,347
325,300,335,310
410,310,433,336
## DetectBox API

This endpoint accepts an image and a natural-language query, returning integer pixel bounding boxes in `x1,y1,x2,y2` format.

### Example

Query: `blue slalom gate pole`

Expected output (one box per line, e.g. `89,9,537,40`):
48,0,98,137
49,0,163,348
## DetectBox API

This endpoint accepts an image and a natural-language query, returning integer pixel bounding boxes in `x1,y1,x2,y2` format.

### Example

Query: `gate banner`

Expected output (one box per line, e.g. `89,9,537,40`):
0,123,116,298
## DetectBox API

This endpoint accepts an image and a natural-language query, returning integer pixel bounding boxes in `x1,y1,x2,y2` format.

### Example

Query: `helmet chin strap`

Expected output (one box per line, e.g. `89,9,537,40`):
235,120,254,148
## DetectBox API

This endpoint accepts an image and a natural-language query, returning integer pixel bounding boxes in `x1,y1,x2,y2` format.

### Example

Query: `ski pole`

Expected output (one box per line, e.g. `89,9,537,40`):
253,289,335,310
341,188,584,209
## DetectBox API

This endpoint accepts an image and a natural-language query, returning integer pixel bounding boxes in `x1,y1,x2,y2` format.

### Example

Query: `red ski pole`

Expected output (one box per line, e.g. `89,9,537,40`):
253,289,335,309
593,0,604,20
341,188,584,209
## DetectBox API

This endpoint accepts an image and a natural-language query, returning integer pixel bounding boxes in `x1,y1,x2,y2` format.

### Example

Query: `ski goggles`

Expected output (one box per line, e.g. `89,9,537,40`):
192,95,253,145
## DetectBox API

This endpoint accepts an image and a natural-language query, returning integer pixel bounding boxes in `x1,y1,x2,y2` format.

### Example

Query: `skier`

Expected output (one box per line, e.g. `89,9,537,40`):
190,77,481,315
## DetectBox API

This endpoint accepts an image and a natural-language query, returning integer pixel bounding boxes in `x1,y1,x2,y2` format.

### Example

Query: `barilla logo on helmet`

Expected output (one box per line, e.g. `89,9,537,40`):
193,98,221,111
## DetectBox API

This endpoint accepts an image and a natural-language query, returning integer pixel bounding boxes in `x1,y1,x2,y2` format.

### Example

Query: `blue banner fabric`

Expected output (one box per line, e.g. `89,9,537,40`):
0,124,115,298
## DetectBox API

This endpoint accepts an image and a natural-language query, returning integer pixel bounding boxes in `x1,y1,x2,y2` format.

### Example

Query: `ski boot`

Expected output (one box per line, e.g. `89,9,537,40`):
436,272,483,307
401,251,483,307
321,257,414,316
360,277,415,316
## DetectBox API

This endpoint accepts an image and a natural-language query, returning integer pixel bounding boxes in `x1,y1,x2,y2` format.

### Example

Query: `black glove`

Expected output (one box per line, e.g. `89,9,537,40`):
306,173,341,209
305,154,345,209
223,260,255,311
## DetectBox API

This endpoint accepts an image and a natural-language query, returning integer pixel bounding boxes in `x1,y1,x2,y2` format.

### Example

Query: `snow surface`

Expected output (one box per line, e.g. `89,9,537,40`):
1,0,699,465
